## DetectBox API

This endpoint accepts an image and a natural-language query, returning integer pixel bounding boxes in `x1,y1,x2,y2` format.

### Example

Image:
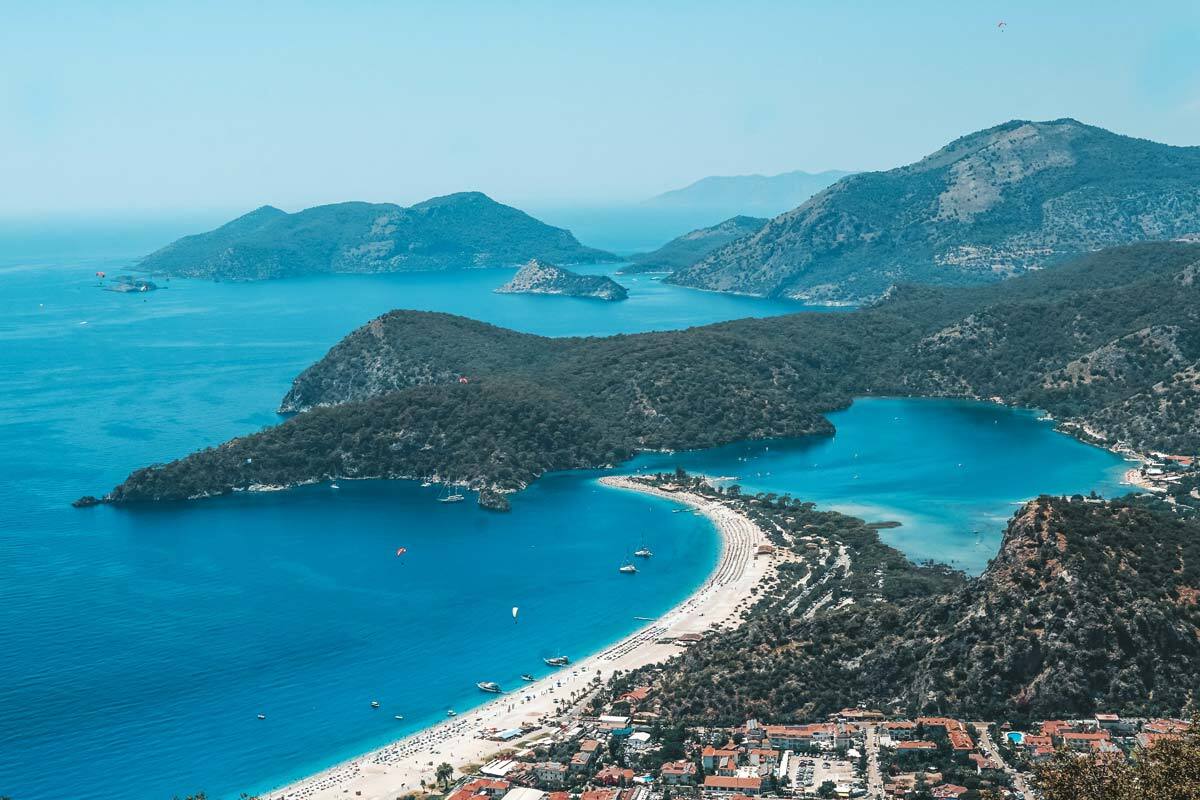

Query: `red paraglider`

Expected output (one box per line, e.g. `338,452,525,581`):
95,271,106,279
395,547,407,557
458,376,469,384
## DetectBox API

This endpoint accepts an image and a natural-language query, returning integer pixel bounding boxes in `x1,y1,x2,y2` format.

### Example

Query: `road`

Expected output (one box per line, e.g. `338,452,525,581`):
863,724,884,798
973,723,1033,799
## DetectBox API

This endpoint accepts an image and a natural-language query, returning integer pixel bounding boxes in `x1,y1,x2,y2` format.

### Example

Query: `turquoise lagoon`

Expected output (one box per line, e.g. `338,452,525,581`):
0,253,1126,799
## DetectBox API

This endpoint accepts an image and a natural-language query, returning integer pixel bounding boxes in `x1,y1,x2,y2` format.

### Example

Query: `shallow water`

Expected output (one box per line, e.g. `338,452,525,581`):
0,252,1126,799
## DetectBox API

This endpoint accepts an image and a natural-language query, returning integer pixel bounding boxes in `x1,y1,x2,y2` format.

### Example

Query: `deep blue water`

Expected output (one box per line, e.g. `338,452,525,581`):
0,251,1127,800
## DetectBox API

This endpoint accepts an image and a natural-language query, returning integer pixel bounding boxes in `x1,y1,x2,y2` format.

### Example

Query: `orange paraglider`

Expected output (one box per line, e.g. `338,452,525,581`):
395,547,407,557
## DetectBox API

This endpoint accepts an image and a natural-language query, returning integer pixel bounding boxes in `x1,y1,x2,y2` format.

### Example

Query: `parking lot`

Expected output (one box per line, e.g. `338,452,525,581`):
788,754,861,796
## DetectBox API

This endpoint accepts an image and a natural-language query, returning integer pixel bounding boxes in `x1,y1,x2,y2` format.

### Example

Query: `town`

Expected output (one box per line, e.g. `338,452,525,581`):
434,685,1192,800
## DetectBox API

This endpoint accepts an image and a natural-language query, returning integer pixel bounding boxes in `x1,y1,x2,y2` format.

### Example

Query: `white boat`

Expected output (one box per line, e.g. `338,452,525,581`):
394,714,404,720
634,542,653,558
447,709,457,717
520,674,535,682
543,655,569,667
420,480,432,487
330,482,340,489
257,713,266,720
477,681,503,694
619,561,638,574
438,484,466,503
370,700,380,708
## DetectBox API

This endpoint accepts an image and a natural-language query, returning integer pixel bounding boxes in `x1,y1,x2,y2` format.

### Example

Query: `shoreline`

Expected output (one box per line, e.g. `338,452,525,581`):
262,475,773,800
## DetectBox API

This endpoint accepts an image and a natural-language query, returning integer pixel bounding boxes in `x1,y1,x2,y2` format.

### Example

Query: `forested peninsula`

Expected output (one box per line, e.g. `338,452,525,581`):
84,242,1200,506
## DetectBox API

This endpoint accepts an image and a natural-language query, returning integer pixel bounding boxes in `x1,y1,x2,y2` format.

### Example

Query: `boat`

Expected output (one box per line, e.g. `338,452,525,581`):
420,480,432,487
520,674,535,682
394,714,404,720
634,543,653,558
477,681,503,694
619,561,637,574
370,700,380,708
439,484,465,503
634,616,654,621
330,481,340,489
257,713,266,720
447,709,457,717
543,655,569,667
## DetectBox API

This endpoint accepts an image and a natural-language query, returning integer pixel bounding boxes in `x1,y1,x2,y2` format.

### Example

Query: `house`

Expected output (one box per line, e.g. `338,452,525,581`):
448,779,513,800
503,789,547,800
660,760,698,785
894,741,938,758
930,785,968,799
594,766,636,786
571,740,601,773
883,721,918,741
581,790,618,800
747,748,779,767
702,776,762,797
626,731,653,752
701,745,739,771
619,686,653,707
1059,731,1111,752
533,762,568,789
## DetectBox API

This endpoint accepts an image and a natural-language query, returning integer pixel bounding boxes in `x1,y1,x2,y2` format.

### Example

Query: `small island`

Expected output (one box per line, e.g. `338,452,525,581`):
495,259,628,301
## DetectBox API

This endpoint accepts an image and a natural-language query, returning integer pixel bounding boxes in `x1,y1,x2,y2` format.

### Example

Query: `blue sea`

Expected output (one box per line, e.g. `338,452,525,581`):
0,231,1127,799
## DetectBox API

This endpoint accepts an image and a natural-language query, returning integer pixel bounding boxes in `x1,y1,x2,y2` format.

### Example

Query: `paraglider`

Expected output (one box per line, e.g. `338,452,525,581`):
512,606,519,623
458,376,470,384
95,271,106,279
396,547,407,557
997,20,1006,30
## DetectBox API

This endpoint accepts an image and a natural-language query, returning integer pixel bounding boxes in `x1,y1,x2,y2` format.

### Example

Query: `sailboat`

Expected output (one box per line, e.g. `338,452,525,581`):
633,539,653,558
438,484,465,503
619,560,638,574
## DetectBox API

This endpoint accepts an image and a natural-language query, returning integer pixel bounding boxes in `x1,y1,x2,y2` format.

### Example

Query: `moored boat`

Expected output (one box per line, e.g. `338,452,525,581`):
543,655,569,667
477,681,503,693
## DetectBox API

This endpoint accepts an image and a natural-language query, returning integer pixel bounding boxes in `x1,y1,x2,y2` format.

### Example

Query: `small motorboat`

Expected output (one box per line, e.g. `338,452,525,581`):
394,714,404,720
520,674,535,682
370,700,380,708
477,681,503,694
447,709,457,717
619,562,638,574
330,482,341,489
543,656,569,667
257,713,267,720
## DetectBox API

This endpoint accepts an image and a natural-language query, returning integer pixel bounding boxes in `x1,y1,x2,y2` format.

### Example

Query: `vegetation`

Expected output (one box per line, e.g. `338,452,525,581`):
139,192,615,280
620,216,767,274
610,474,1200,722
668,119,1200,303
496,259,628,300
1034,719,1200,800
92,241,1200,504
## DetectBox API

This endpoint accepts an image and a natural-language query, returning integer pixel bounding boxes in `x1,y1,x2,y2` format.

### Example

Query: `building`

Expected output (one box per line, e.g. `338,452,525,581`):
571,740,601,773
883,721,918,741
626,731,653,752
701,745,739,772
747,748,779,767
763,724,851,750
533,763,568,789
503,789,547,800
895,741,938,758
660,760,698,785
594,767,636,786
930,785,968,799
702,776,762,797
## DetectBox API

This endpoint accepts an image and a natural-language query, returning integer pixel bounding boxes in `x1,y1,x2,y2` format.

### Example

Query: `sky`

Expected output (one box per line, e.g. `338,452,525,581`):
2,0,1199,218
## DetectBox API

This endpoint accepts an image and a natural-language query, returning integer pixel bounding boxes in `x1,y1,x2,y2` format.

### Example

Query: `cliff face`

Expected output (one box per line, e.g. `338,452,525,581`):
668,120,1200,303
139,193,616,280
495,259,628,300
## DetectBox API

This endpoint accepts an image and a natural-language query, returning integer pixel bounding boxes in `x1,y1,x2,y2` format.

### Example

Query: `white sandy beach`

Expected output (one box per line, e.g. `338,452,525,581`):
263,476,772,800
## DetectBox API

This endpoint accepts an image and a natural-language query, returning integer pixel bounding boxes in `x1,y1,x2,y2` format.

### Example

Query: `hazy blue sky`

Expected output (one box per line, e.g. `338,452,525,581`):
2,1,1198,216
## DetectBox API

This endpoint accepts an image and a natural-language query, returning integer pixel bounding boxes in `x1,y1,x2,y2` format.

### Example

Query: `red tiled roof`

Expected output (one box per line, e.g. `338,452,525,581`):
931,784,968,798
703,776,762,790
897,740,937,750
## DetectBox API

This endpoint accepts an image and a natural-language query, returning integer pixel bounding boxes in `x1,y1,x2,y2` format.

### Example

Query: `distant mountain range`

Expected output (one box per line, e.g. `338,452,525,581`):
669,119,1200,304
643,170,851,218
620,215,767,274
138,192,616,281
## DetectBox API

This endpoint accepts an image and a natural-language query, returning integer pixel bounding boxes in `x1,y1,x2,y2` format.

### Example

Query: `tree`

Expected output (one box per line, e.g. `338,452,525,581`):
817,780,837,798
436,762,454,788
1035,722,1200,800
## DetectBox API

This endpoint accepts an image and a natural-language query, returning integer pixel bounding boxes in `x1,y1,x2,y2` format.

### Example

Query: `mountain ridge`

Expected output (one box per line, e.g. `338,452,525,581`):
138,192,616,281
668,119,1200,303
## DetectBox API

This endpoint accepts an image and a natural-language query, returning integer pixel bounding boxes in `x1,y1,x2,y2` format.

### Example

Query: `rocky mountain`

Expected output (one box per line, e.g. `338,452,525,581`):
669,119,1200,304
619,216,767,274
623,479,1200,722
138,192,615,280
495,259,627,301
643,169,851,217
82,242,1200,508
